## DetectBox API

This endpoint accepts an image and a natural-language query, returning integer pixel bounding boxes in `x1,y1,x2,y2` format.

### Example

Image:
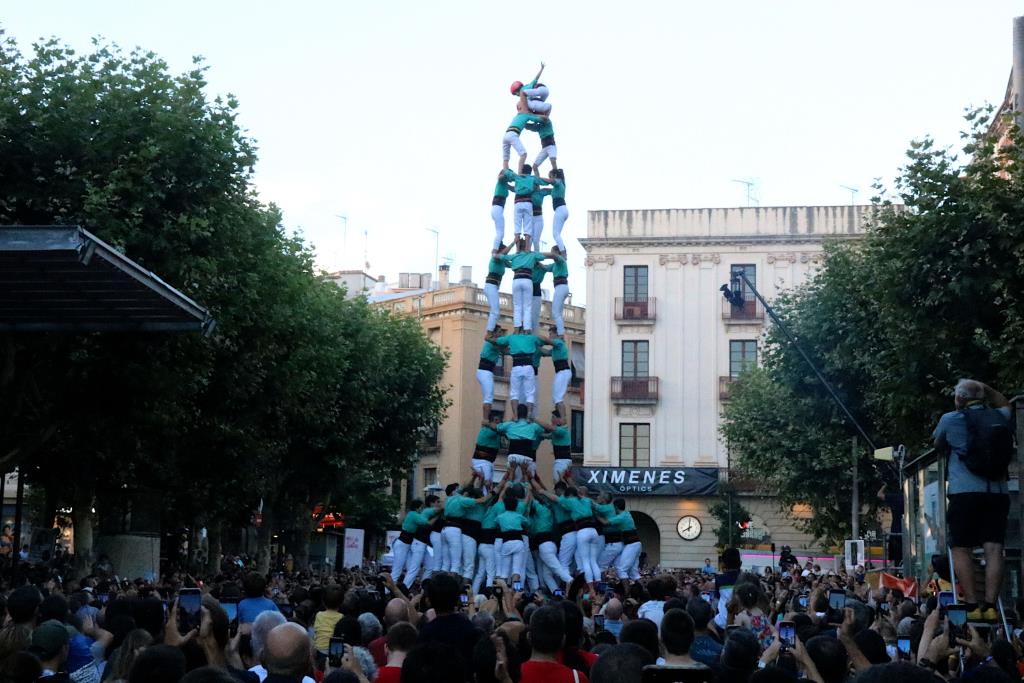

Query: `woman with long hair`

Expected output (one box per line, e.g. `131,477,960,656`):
105,628,153,682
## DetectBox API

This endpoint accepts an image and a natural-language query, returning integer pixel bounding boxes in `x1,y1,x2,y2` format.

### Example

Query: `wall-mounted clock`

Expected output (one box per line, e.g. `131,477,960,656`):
677,515,702,541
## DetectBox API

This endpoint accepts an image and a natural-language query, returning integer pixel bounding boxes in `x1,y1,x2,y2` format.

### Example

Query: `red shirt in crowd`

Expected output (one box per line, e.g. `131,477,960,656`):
520,660,589,683
375,665,402,683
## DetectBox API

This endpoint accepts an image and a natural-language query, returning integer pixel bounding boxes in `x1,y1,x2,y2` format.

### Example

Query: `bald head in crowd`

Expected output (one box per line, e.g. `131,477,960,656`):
384,598,407,627
603,598,623,620
263,622,312,679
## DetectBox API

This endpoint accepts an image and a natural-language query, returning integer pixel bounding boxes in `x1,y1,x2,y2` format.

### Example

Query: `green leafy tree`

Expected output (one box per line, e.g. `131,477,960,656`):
708,484,752,548
722,107,1024,544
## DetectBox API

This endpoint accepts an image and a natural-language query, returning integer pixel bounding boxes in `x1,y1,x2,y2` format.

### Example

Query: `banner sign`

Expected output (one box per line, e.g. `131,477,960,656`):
572,466,720,496
343,528,364,569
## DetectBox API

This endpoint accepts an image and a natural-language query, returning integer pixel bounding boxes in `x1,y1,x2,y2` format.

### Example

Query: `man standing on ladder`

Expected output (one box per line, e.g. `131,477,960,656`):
933,379,1015,622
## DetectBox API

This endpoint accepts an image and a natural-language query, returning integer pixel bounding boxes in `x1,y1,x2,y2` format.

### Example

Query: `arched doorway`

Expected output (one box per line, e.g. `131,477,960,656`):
631,511,661,570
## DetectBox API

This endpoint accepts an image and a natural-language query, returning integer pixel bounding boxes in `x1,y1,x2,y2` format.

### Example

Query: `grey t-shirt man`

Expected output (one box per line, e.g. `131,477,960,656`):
933,404,1012,494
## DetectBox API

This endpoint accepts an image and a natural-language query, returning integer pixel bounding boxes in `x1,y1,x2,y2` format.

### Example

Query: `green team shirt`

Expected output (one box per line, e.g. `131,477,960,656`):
504,250,546,272
401,508,437,533
446,494,479,519
494,170,516,198
487,256,506,278
532,347,544,372
549,256,568,279
551,495,572,524
496,419,547,442
496,510,528,532
480,340,502,364
507,112,546,133
494,333,543,356
550,339,569,362
550,425,571,447
525,117,555,138
532,263,549,286
531,187,551,209
556,496,594,521
595,502,616,521
476,426,501,450
528,500,555,534
607,510,637,532
551,178,566,201
464,498,486,523
482,500,503,530
511,174,548,196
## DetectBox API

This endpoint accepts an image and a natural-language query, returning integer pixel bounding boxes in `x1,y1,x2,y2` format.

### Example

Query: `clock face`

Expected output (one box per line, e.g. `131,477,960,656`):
677,515,702,541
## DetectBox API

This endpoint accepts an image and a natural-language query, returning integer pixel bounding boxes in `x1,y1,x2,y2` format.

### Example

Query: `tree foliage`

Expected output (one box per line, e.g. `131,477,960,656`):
0,34,447,570
708,484,752,549
722,108,1024,544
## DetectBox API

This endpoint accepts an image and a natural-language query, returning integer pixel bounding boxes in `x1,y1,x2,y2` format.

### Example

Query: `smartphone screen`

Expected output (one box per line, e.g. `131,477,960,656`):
897,636,912,660
947,604,967,647
880,601,889,614
97,593,110,606
594,614,605,629
459,594,468,605
778,621,795,649
222,602,238,622
798,594,809,608
938,591,955,612
328,637,345,667
178,589,202,633
828,589,846,611
700,591,713,604
553,589,564,598
512,581,522,592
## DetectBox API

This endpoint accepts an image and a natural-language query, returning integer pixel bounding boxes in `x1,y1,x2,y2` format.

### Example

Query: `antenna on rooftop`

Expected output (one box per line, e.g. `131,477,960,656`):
731,179,759,207
840,185,859,206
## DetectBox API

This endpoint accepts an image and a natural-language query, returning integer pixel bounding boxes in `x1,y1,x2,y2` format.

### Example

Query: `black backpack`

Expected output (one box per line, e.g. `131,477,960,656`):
960,406,1015,481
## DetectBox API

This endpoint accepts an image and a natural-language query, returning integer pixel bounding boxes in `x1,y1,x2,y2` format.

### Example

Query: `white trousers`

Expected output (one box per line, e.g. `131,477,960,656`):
502,131,526,161
534,144,557,170
558,530,577,575
599,542,624,571
538,540,572,584
512,278,533,329
499,539,527,581
523,538,540,592
476,368,495,404
484,283,501,331
506,454,536,482
575,527,601,583
552,369,572,407
594,536,606,569
390,539,410,583
553,458,573,484
441,526,463,574
552,205,569,253
421,531,442,581
509,365,535,405
532,296,542,333
552,284,569,336
531,213,544,251
514,202,532,238
461,534,477,579
491,204,505,249
471,458,495,492
402,539,428,588
616,541,642,580
472,542,497,594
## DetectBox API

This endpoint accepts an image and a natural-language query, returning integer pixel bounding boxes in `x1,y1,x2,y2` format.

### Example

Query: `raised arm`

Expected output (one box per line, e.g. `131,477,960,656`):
532,62,545,85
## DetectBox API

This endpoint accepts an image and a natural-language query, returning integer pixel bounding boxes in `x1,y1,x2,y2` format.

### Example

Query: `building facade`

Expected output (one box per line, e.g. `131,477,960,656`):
580,206,870,568
371,266,587,497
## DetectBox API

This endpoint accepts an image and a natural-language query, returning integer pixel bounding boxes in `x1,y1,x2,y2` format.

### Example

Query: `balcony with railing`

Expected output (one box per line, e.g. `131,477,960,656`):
722,297,764,324
610,376,659,404
614,297,656,324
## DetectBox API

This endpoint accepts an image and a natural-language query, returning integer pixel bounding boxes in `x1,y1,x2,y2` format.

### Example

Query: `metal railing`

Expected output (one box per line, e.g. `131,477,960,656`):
610,376,659,403
614,297,657,322
722,297,764,323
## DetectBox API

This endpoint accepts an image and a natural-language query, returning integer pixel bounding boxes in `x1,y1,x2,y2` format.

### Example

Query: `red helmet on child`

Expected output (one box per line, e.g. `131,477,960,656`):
510,81,524,95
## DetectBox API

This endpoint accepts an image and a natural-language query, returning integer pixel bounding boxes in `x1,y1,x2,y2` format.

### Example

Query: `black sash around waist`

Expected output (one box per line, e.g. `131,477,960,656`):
530,531,555,549
623,530,641,544
478,358,496,372
553,198,566,209
604,531,624,543
508,438,533,456
478,529,497,545
398,530,414,544
515,194,532,203
414,527,433,544
514,268,532,279
558,520,577,535
532,206,542,216
475,444,498,457
492,195,507,206
553,276,568,286
541,135,556,147
554,359,570,372
577,517,600,531
485,274,501,286
512,354,532,366
444,518,465,531
500,531,524,542
553,444,571,458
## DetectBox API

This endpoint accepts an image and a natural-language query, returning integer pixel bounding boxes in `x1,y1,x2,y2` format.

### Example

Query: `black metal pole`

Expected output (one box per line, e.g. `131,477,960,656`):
12,470,24,567
729,272,878,452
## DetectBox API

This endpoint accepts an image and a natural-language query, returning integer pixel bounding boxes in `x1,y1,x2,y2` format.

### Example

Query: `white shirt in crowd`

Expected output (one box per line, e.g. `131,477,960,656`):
248,664,316,683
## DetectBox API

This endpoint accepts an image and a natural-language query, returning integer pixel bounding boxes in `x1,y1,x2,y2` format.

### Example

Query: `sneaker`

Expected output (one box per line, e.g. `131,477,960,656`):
982,607,999,622
967,607,984,621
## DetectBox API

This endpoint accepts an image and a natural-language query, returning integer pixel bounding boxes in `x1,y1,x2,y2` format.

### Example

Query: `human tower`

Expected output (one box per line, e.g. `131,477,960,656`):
389,64,642,598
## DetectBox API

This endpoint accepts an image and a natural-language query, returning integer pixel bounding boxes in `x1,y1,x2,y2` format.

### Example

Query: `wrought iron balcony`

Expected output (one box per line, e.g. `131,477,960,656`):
614,297,656,323
610,376,659,404
722,297,764,324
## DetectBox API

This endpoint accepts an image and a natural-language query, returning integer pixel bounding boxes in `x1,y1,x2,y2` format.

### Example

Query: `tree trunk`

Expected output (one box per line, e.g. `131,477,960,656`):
293,513,314,572
70,489,95,579
206,520,222,578
256,504,274,576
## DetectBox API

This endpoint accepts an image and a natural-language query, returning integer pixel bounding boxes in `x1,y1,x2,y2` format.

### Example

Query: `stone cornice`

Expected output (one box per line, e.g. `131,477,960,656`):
579,233,862,250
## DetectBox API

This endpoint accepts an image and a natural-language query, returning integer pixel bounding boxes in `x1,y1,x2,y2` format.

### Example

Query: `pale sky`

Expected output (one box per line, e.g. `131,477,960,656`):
4,2,1020,302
